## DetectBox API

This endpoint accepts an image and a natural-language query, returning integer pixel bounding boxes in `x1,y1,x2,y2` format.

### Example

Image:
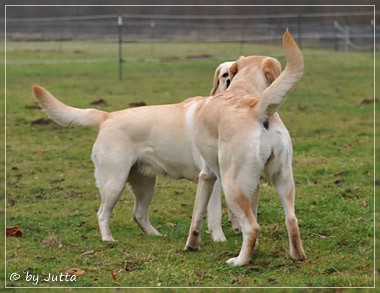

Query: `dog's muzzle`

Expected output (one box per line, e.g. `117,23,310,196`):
226,79,231,88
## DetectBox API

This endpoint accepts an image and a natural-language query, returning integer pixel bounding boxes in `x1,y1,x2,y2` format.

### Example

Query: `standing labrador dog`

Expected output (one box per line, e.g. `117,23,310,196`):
209,58,297,237
209,57,288,236
185,30,306,266
32,56,279,242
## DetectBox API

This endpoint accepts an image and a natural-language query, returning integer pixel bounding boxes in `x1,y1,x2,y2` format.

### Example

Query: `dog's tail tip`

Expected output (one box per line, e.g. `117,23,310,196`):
259,28,303,120
32,85,47,99
283,28,290,43
282,28,300,50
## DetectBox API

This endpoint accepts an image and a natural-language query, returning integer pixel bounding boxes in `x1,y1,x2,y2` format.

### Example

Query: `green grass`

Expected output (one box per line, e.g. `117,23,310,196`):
5,41,288,63
3,41,377,289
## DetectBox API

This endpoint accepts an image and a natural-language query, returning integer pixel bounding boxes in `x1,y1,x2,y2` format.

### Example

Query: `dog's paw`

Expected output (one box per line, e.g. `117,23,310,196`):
211,230,227,242
212,235,227,242
226,256,249,266
184,229,201,251
184,244,200,252
147,230,162,237
290,250,306,261
102,236,116,242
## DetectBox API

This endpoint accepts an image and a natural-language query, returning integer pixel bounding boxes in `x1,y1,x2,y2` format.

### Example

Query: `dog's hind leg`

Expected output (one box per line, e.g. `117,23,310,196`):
223,180,260,266
96,172,129,242
265,159,306,261
128,167,161,236
93,146,132,241
218,147,261,266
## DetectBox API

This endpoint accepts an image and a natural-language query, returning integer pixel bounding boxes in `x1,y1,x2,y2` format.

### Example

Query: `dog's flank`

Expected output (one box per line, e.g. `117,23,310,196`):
259,28,304,120
33,85,107,130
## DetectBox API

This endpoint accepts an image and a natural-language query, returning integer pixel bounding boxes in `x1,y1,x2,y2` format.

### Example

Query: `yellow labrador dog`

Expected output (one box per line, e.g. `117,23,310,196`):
209,59,294,236
209,59,289,237
185,30,306,266
32,56,278,243
34,62,245,241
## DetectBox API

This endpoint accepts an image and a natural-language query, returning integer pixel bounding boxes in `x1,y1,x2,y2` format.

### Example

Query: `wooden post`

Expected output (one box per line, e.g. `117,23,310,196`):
118,15,123,80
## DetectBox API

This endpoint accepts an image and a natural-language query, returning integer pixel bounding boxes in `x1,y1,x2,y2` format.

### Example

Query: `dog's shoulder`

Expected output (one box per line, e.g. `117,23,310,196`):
180,96,205,107
235,96,261,109
210,94,261,110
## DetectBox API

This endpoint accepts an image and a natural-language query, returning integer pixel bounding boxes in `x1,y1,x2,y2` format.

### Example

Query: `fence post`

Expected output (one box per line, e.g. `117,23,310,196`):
334,33,338,52
371,19,374,55
150,21,155,56
297,13,302,49
239,27,245,56
118,15,123,80
344,25,349,53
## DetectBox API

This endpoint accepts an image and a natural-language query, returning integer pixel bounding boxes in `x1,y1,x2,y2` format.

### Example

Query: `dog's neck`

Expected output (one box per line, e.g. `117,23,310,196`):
226,68,268,98
226,79,266,97
225,74,271,129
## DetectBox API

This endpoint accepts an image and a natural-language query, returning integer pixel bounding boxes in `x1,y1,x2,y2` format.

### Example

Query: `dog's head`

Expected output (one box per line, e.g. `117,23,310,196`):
210,61,235,95
228,56,282,95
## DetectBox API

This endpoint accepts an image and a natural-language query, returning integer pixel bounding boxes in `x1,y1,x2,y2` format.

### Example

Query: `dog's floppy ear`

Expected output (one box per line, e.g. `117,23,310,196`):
210,66,221,95
229,56,245,78
229,61,238,77
263,58,282,85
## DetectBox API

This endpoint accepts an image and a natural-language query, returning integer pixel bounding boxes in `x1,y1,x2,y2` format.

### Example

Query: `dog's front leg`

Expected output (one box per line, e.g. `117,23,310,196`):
185,168,217,251
128,169,162,236
207,178,227,242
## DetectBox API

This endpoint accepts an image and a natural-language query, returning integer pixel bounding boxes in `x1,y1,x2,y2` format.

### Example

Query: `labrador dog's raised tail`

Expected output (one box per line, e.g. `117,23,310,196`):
33,87,108,129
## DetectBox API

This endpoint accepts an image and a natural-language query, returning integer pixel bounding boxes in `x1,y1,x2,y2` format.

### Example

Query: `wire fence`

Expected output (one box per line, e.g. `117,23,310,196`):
3,11,378,69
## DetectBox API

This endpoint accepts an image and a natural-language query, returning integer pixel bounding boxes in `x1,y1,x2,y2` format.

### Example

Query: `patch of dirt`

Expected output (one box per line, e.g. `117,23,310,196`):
128,102,147,108
25,104,41,110
186,54,213,60
160,56,180,61
90,98,106,105
31,118,54,126
360,98,378,105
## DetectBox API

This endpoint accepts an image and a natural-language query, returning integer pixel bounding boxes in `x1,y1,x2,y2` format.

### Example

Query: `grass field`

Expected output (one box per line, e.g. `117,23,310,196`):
3,41,377,289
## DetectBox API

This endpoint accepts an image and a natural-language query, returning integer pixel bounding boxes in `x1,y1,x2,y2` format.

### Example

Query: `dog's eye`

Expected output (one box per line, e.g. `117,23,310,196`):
222,73,229,78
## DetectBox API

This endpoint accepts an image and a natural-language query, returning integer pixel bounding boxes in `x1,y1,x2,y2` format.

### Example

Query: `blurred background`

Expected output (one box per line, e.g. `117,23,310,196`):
2,2,378,74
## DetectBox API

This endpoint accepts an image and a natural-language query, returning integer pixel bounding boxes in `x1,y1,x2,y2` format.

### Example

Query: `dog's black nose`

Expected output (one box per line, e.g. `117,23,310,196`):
226,79,231,88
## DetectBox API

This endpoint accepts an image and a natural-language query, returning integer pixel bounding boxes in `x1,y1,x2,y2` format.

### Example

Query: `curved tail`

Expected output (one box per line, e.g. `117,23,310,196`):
32,85,108,130
258,29,304,121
